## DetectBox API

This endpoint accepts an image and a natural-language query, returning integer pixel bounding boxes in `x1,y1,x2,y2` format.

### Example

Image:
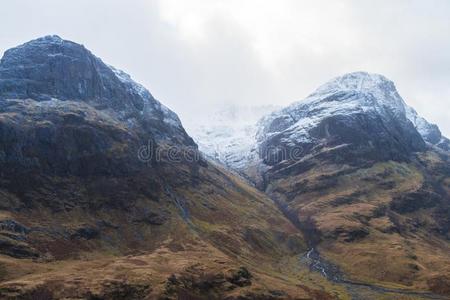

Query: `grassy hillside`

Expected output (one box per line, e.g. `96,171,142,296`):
263,149,450,296
0,156,348,299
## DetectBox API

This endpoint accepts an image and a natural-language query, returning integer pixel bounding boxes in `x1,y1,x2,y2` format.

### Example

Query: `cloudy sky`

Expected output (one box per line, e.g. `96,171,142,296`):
1,0,449,135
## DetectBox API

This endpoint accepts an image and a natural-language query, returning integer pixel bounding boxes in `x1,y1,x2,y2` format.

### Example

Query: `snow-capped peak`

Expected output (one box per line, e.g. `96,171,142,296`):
303,72,406,116
189,72,448,176
314,72,392,95
258,72,447,150
314,72,448,148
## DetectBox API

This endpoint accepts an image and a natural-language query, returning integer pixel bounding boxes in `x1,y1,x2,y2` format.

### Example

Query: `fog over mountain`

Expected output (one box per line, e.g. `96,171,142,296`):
1,0,450,136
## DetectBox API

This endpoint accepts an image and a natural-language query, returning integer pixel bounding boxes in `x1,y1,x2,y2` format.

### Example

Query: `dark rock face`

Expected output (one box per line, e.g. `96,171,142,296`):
0,99,142,177
163,267,253,299
131,208,169,225
421,124,442,144
0,35,199,180
0,220,30,234
0,35,194,146
0,36,203,257
0,235,39,258
0,35,129,105
70,226,100,240
257,73,426,168
436,137,450,151
87,281,151,300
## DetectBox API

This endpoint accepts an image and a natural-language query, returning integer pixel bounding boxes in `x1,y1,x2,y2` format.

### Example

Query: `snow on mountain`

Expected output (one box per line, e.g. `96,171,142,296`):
257,72,449,151
405,105,450,150
190,72,448,176
108,65,184,130
184,105,279,170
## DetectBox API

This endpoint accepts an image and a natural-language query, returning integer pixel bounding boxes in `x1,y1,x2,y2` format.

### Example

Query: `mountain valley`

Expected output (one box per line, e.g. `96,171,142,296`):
0,36,448,300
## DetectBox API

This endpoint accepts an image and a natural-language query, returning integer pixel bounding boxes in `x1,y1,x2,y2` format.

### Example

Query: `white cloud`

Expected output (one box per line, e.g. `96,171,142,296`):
0,0,449,135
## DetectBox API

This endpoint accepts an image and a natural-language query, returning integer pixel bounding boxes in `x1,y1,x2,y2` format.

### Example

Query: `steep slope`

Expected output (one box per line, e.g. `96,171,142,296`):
405,105,450,151
249,72,450,296
0,36,332,299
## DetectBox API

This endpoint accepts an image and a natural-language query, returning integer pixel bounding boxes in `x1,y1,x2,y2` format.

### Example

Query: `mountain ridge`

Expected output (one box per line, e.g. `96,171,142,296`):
258,71,448,151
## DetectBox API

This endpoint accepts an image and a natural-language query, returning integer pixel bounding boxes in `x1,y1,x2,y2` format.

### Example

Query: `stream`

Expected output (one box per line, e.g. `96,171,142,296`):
301,248,447,300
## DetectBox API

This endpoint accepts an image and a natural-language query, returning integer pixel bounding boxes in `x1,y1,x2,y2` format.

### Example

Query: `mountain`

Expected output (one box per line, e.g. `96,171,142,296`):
1,36,448,299
192,74,450,187
0,36,334,299
256,72,448,166
191,72,450,297
250,72,450,295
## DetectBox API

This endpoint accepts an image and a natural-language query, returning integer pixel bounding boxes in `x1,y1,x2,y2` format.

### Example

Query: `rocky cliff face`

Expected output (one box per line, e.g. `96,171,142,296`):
0,35,205,253
257,72,430,167
0,35,193,146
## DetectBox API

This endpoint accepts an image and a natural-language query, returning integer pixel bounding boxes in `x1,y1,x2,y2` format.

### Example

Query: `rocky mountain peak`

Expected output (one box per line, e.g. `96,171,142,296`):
258,72,448,154
283,72,401,120
1,35,68,64
0,35,193,145
314,72,395,96
305,72,449,149
0,35,142,107
0,36,197,179
256,72,424,153
311,72,403,112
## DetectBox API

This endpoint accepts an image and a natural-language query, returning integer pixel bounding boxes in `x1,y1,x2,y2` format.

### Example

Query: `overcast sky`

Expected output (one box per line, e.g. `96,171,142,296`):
1,0,449,135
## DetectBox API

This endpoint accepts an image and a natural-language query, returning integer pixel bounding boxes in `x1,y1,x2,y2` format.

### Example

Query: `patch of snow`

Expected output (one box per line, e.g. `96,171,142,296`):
404,105,442,143
185,104,279,170
109,65,183,129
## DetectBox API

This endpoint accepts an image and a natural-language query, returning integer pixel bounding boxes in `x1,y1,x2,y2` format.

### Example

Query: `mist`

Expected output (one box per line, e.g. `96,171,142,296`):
1,0,449,135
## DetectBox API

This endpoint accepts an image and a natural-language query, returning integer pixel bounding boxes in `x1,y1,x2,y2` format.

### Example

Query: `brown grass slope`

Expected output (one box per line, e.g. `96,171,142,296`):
263,146,450,296
0,151,351,299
